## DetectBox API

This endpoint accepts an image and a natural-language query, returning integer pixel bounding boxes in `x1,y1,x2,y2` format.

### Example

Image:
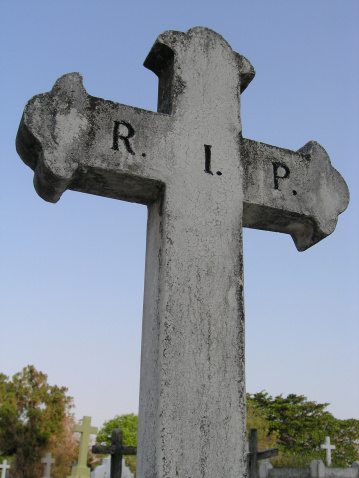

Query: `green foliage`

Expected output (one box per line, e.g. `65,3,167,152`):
271,453,316,468
0,366,73,478
247,392,359,468
97,413,138,447
327,418,359,467
246,398,278,451
96,414,138,475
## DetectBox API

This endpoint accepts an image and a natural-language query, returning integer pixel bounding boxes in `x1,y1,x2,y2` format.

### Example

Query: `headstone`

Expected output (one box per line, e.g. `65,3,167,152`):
0,460,10,478
248,429,278,478
16,27,349,478
321,436,335,467
259,460,273,478
92,429,136,478
310,460,326,478
41,452,55,478
69,416,98,478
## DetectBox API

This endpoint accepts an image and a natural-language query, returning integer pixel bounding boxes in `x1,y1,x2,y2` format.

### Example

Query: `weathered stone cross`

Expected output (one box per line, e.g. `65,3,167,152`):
70,416,98,478
41,452,55,478
321,436,336,466
16,27,349,478
92,429,137,478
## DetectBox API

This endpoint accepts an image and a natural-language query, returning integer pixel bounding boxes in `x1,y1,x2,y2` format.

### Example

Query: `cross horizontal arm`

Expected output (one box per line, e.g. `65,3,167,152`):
246,448,278,464
92,445,137,456
16,73,170,204
241,138,349,251
257,448,278,460
92,445,112,455
121,446,137,456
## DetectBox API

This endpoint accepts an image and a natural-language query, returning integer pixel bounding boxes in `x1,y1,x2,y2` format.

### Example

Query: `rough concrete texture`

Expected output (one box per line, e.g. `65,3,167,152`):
16,27,349,478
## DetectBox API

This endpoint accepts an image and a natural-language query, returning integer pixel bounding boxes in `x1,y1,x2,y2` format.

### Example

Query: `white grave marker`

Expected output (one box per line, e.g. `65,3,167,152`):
41,452,55,478
321,436,336,466
16,27,349,478
0,460,10,478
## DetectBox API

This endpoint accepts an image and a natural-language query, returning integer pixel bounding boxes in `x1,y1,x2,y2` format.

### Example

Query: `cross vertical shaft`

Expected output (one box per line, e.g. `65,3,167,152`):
137,30,249,477
248,429,259,478
110,429,123,478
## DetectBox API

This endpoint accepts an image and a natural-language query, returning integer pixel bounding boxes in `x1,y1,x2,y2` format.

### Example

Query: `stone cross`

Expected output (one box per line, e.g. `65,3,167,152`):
41,452,55,478
16,27,349,478
0,460,10,478
247,429,278,478
321,436,336,466
92,429,137,478
69,416,98,478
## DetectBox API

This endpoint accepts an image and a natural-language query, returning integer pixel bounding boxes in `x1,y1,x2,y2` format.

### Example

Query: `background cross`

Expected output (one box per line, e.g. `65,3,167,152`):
321,436,335,467
247,429,278,478
92,429,137,478
0,460,10,478
70,416,98,478
41,452,55,478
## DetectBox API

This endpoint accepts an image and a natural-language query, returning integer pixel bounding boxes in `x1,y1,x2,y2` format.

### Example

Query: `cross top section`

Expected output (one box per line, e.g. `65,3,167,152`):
16,27,348,251
144,26,255,116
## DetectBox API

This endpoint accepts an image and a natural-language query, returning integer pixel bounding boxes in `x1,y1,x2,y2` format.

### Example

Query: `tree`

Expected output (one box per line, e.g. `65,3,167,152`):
46,413,79,478
96,414,138,475
326,418,359,467
248,392,359,467
247,396,279,451
0,366,74,478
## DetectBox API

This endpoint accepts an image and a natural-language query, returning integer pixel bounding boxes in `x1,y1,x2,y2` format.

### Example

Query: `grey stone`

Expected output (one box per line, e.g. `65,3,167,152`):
326,470,359,478
269,468,310,478
16,27,349,478
259,460,273,478
311,460,326,478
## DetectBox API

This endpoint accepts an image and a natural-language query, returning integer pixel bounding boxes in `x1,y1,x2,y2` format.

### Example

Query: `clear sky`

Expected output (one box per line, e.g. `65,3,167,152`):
1,1,358,430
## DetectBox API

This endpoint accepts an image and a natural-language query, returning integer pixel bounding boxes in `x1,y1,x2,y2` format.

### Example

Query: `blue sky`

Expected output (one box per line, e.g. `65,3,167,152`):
1,1,358,429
